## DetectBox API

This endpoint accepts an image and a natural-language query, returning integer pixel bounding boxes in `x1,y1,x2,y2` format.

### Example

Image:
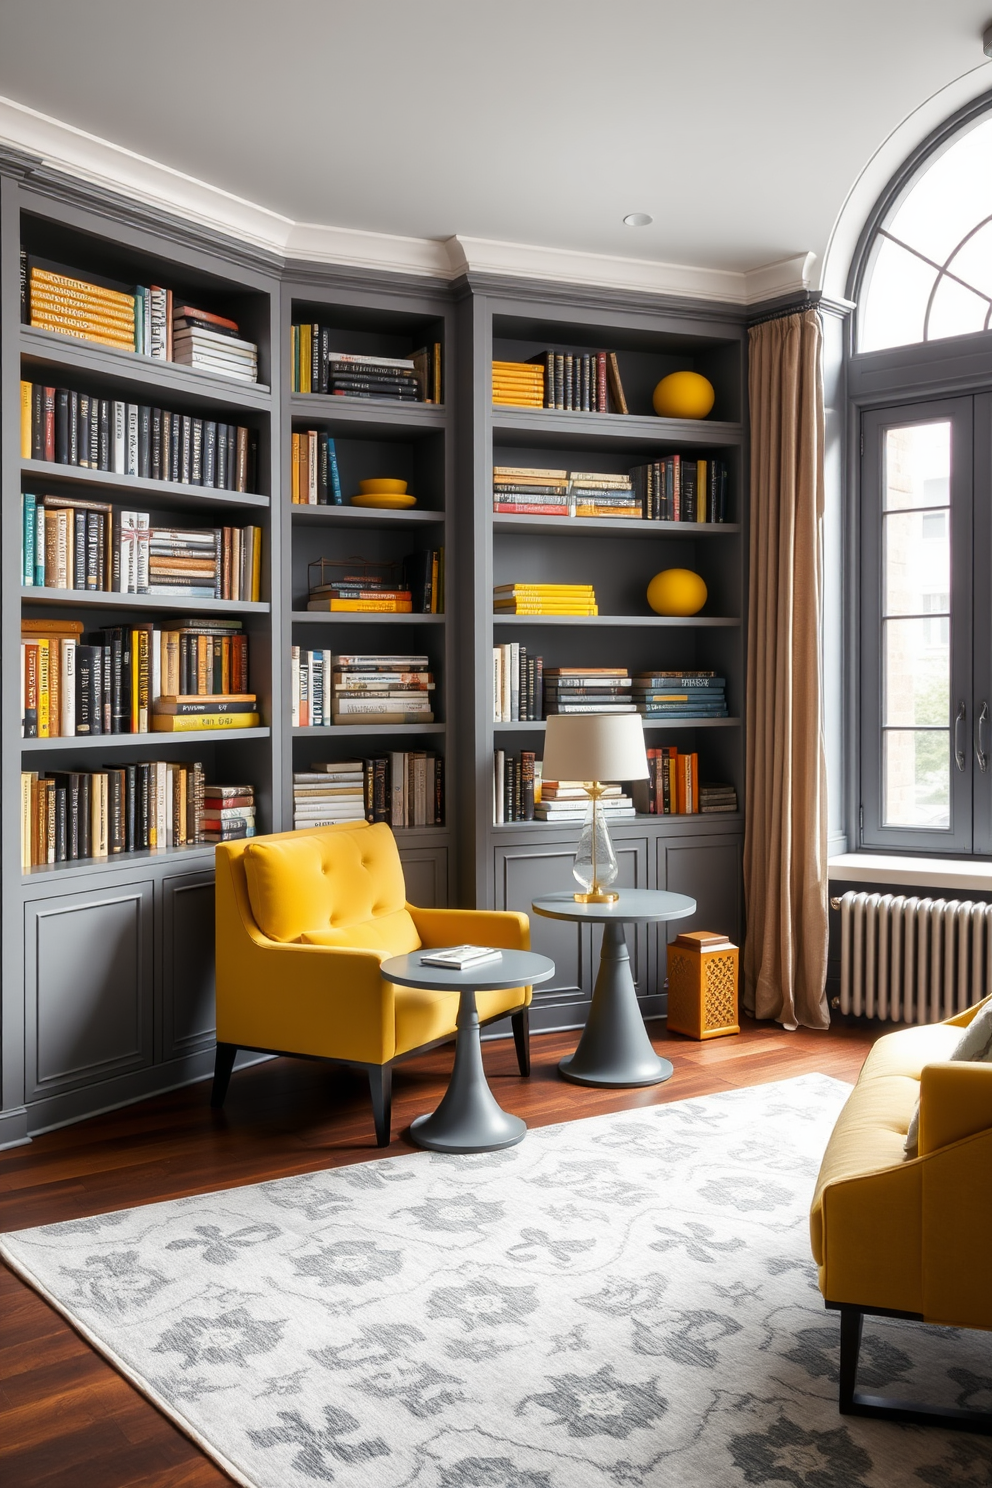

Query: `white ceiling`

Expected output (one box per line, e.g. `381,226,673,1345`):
0,0,990,293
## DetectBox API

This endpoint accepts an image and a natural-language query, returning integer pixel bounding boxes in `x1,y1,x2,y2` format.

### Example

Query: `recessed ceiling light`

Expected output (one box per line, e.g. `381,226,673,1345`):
623,213,653,227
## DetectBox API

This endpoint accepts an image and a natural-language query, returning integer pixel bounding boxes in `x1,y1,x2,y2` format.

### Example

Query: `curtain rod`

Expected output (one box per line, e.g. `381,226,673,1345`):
747,292,821,329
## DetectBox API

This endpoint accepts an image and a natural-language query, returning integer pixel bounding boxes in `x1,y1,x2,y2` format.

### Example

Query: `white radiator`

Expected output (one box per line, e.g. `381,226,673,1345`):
831,891,992,1022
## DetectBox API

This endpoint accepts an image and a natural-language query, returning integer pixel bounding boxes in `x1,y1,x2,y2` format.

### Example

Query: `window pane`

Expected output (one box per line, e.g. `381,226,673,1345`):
887,116,992,269
883,422,950,510
926,275,990,341
883,510,950,615
946,219,992,300
860,237,935,352
883,730,950,827
884,617,949,726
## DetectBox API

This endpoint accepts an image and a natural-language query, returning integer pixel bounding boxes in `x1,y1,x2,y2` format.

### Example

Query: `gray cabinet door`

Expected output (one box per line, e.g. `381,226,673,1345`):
160,870,216,1061
657,834,744,948
24,880,154,1101
400,846,449,909
493,841,593,1024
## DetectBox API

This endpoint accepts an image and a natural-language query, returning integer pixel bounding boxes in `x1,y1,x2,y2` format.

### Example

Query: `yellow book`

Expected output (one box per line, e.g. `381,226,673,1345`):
291,432,300,503
151,712,260,732
29,287,137,331
36,638,50,738
495,584,595,594
21,771,37,871
30,267,135,310
20,380,31,458
300,324,312,394
495,605,599,615
31,309,135,344
251,527,262,602
30,321,136,352
697,459,708,522
308,599,414,612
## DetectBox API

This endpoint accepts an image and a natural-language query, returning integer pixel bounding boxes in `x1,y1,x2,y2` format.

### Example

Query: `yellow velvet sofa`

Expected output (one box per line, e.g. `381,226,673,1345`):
811,996,992,1430
212,821,533,1145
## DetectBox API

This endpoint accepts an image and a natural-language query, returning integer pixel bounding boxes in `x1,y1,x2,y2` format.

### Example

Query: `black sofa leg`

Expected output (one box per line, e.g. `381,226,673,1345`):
511,1007,531,1077
838,1306,863,1413
210,1042,238,1109
369,1065,393,1147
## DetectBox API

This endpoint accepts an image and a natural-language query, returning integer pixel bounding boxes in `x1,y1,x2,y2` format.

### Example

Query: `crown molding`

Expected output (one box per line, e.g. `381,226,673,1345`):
0,92,815,308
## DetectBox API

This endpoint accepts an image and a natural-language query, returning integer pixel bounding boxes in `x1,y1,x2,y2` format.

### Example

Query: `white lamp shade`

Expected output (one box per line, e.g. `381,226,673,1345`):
542,712,649,782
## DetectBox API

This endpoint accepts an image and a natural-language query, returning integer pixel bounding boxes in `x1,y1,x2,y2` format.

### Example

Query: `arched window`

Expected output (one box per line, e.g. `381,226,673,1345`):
858,111,992,352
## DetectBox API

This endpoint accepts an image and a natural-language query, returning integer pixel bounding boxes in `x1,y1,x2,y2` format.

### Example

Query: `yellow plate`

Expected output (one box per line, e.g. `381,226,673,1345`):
349,493,418,509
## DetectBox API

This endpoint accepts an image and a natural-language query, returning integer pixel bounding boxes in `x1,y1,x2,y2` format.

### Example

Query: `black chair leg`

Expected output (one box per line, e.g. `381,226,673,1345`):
511,1007,531,1077
210,1042,238,1108
838,1306,863,1413
369,1065,393,1147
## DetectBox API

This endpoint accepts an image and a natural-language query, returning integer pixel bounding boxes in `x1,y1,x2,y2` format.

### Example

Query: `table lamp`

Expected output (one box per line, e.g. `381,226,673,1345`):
542,713,649,902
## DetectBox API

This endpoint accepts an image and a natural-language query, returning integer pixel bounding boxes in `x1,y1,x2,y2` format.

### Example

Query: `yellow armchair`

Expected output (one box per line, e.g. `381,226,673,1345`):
810,996,992,1430
212,822,533,1145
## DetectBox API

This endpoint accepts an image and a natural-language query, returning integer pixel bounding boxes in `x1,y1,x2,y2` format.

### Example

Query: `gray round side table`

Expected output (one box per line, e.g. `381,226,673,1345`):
532,889,695,1088
380,949,556,1154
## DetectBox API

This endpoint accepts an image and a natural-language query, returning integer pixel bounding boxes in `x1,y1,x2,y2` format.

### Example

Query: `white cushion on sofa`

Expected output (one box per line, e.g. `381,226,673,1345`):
904,998,992,1155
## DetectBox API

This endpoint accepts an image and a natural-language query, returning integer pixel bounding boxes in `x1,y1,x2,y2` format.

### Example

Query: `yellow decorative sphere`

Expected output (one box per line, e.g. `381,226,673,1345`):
647,568,708,617
652,370,715,420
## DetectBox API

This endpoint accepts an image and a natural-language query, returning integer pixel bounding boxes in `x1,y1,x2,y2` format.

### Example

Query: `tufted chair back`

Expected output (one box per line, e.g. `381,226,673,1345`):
241,822,421,958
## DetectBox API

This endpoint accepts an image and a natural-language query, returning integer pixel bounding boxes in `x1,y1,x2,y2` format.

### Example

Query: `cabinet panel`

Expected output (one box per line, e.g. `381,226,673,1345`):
494,844,591,1007
25,881,154,1099
657,835,743,947
400,847,448,909
160,871,216,1061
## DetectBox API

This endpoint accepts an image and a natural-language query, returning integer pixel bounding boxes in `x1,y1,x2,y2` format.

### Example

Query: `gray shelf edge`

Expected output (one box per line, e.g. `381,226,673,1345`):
292,723,444,737
21,459,270,510
490,614,740,627
490,813,743,832
21,587,270,613
290,504,445,525
492,718,742,731
491,514,739,537
291,610,445,624
21,841,217,886
289,394,447,428
491,407,742,446
22,727,272,752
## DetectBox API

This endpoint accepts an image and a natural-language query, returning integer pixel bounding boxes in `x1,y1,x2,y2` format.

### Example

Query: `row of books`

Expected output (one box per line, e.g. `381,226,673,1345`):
291,431,343,504
493,644,544,722
537,780,635,823
20,380,259,492
293,755,444,829
20,766,254,869
494,583,598,616
630,458,730,523
632,673,728,718
22,258,259,382
290,332,442,402
492,352,628,413
21,617,254,738
290,652,435,727
544,667,634,715
305,552,443,614
21,496,261,600
493,466,638,519
630,750,704,814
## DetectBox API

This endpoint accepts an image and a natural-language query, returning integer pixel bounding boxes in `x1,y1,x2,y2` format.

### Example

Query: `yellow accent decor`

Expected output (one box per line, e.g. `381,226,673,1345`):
666,931,740,1039
359,478,407,494
646,567,707,616
215,823,533,1136
652,370,715,419
810,996,992,1326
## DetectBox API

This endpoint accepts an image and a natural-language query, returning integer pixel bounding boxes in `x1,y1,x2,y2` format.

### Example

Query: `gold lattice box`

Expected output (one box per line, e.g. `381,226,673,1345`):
666,930,740,1040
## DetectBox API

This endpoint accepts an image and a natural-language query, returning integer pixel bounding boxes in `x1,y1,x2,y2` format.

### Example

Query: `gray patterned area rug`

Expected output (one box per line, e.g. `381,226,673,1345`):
2,1074,990,1488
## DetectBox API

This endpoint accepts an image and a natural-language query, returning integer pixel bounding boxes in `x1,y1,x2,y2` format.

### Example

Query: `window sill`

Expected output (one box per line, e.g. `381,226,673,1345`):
827,852,992,893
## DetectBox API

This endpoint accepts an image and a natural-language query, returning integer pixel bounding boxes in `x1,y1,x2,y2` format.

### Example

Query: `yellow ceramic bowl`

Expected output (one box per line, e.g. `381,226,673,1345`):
359,478,408,495
350,493,418,509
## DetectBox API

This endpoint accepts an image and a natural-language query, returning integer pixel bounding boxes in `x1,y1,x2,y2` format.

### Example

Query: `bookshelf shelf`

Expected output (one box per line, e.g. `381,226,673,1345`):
21,587,270,615
21,840,216,885
21,727,271,753
21,460,271,512
492,513,739,538
292,723,444,738
489,813,744,834
490,614,740,628
290,505,445,529
493,718,742,732
21,327,273,413
291,610,444,626
491,407,742,452
289,395,446,439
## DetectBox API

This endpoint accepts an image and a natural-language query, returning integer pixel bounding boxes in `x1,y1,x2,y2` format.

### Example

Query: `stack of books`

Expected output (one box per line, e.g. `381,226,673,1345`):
361,752,445,826
493,467,570,516
491,361,545,407
26,263,137,353
21,498,261,600
632,748,700,814
493,643,544,721
293,763,366,829
629,456,729,522
291,328,440,401
20,617,253,737
21,759,205,868
327,353,419,402
307,572,412,613
291,648,331,726
493,749,538,823
570,472,639,519
535,781,635,823
700,783,738,814
201,783,256,842
291,431,343,504
172,306,258,385
632,672,728,719
20,381,258,490
494,584,598,616
543,667,635,715
332,655,434,725
528,350,627,413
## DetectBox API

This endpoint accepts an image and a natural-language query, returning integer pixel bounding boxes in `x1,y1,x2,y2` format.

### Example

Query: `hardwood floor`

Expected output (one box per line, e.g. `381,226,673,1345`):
0,1018,879,1488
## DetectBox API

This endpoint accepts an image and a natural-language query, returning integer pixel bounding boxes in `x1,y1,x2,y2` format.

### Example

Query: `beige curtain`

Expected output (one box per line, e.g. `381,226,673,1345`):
744,308,829,1030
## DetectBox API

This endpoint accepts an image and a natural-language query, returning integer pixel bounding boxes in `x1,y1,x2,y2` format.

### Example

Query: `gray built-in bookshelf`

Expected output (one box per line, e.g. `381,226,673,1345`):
0,160,750,1147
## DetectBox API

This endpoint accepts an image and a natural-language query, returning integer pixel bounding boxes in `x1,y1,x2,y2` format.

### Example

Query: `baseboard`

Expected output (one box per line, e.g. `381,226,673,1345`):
482,993,667,1040
0,1106,30,1150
